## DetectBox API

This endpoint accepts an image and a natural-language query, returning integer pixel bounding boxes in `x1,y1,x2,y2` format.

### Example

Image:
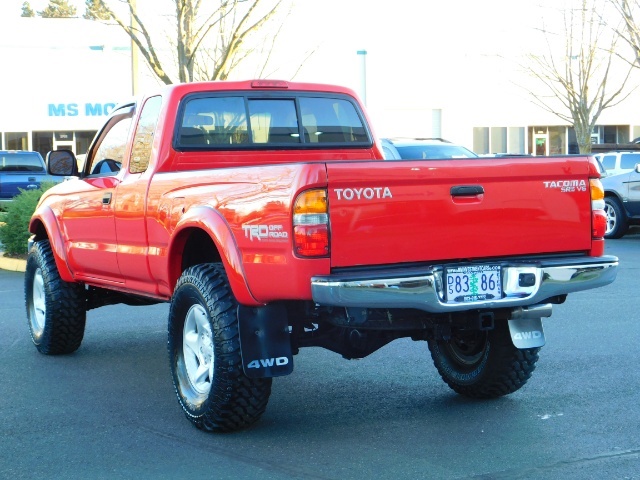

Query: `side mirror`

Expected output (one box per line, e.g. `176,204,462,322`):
635,163,640,174
46,150,79,176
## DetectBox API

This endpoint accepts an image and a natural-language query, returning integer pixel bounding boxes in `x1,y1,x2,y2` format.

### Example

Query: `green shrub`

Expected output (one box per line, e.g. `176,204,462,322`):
0,182,56,257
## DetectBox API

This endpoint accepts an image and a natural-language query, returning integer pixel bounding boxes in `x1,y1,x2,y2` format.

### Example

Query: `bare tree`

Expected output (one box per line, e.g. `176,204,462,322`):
523,0,634,153
89,0,291,85
611,0,640,65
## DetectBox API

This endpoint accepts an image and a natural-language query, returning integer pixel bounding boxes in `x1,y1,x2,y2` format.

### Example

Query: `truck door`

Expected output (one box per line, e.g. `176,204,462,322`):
113,96,163,293
61,107,133,282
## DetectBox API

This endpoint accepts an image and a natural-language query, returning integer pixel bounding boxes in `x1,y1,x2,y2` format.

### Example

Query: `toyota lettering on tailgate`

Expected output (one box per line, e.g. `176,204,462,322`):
334,187,393,200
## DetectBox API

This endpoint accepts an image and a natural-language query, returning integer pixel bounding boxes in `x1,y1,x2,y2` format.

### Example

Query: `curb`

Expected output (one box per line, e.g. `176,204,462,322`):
0,254,26,273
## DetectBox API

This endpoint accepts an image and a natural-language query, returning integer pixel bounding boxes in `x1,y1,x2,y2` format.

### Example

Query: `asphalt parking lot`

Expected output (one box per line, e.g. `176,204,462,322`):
1,233,639,479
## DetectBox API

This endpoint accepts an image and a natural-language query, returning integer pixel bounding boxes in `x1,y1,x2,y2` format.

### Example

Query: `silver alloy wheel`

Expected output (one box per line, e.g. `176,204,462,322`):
604,201,617,235
182,304,214,395
29,267,46,338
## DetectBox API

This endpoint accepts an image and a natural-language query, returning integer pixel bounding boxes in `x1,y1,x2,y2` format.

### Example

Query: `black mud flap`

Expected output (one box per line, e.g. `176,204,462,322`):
238,304,293,378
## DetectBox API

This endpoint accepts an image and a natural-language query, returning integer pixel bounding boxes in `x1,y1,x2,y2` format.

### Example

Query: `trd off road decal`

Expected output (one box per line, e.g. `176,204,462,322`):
242,224,288,241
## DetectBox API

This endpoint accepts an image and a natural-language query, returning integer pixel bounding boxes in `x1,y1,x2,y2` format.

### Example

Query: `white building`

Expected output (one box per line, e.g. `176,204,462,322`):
2,6,640,159
0,17,138,155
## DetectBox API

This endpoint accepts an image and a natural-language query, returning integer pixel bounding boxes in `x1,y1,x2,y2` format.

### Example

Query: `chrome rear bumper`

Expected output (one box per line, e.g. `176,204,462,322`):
311,256,618,313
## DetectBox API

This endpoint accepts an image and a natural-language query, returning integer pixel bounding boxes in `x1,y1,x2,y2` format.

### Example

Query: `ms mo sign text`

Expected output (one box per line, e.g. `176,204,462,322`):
48,103,117,117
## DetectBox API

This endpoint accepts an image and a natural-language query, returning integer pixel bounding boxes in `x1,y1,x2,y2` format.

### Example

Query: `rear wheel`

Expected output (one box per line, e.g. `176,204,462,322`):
427,320,539,398
604,196,628,239
168,263,272,432
24,240,86,355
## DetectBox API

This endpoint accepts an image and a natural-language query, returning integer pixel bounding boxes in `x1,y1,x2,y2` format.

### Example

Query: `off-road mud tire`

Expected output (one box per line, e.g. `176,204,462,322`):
24,240,86,355
168,263,272,433
427,320,540,398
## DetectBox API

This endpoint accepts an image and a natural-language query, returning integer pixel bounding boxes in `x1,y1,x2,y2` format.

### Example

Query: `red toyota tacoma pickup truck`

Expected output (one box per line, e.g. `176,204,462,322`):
25,80,618,432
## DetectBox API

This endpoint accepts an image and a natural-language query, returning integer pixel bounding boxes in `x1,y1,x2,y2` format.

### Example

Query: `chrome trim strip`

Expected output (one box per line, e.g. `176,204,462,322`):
311,259,618,313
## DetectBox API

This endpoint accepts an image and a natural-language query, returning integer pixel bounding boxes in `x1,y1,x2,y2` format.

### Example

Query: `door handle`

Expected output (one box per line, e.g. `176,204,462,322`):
450,185,484,196
102,192,112,205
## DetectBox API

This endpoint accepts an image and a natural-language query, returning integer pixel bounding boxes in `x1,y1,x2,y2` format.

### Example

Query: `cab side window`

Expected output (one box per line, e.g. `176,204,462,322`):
87,109,133,176
130,96,162,174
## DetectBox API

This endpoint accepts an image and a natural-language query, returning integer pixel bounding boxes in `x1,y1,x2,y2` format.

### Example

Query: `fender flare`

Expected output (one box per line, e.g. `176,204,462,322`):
29,205,75,282
169,206,260,306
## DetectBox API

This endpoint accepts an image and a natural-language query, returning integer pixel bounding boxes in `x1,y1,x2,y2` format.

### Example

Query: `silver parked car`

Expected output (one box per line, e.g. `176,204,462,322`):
381,138,477,160
602,164,640,238
594,151,640,176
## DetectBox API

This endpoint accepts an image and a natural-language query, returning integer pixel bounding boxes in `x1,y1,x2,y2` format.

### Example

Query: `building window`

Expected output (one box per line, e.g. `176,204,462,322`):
491,127,507,154
568,128,579,153
75,131,96,155
473,127,489,154
548,126,565,155
508,127,525,154
603,125,617,144
5,132,28,150
33,132,54,158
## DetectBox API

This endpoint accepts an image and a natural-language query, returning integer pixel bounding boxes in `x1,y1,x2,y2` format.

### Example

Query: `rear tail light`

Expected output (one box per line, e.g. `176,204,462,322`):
293,189,329,257
589,177,606,239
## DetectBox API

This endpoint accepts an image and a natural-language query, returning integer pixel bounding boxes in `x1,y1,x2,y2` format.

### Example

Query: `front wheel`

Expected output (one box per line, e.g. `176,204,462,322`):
168,264,272,432
427,321,539,398
24,240,86,355
604,196,629,239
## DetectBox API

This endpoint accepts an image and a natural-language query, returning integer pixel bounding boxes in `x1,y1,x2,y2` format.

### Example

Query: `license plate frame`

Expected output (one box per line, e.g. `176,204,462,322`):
445,265,502,303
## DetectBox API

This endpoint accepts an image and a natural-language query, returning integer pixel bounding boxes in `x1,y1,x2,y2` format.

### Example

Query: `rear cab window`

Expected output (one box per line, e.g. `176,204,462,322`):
174,92,371,150
0,152,45,172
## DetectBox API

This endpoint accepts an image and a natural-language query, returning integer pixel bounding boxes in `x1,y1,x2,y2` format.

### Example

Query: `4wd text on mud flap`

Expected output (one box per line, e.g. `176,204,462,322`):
246,357,290,369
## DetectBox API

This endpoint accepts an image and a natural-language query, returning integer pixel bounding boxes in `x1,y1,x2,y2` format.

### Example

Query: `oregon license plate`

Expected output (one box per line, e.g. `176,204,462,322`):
445,265,502,303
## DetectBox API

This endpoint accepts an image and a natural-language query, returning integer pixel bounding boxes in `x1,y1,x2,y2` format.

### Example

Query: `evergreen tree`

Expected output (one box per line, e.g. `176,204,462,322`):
83,0,111,20
21,1,35,17
38,0,78,18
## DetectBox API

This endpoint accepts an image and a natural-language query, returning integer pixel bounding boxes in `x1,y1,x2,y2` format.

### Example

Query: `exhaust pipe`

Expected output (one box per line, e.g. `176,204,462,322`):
510,303,552,320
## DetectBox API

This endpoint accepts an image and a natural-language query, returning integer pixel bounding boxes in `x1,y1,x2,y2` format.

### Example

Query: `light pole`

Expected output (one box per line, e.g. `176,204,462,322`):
357,49,367,106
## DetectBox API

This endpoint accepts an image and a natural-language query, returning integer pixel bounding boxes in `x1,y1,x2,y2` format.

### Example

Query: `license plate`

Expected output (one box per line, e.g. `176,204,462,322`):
445,265,502,303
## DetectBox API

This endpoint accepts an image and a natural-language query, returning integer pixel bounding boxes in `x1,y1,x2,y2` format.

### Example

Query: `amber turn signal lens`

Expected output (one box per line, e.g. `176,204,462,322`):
590,179,604,202
294,189,327,215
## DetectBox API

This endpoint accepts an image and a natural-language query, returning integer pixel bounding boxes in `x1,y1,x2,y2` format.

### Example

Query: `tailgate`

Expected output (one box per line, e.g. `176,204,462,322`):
326,157,593,268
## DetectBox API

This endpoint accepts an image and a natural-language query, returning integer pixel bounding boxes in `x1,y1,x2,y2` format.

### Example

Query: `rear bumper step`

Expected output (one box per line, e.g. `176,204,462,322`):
311,256,618,313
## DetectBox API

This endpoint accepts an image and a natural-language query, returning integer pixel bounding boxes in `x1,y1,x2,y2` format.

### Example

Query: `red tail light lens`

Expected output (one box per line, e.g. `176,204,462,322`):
294,225,329,256
592,209,607,238
589,178,606,238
